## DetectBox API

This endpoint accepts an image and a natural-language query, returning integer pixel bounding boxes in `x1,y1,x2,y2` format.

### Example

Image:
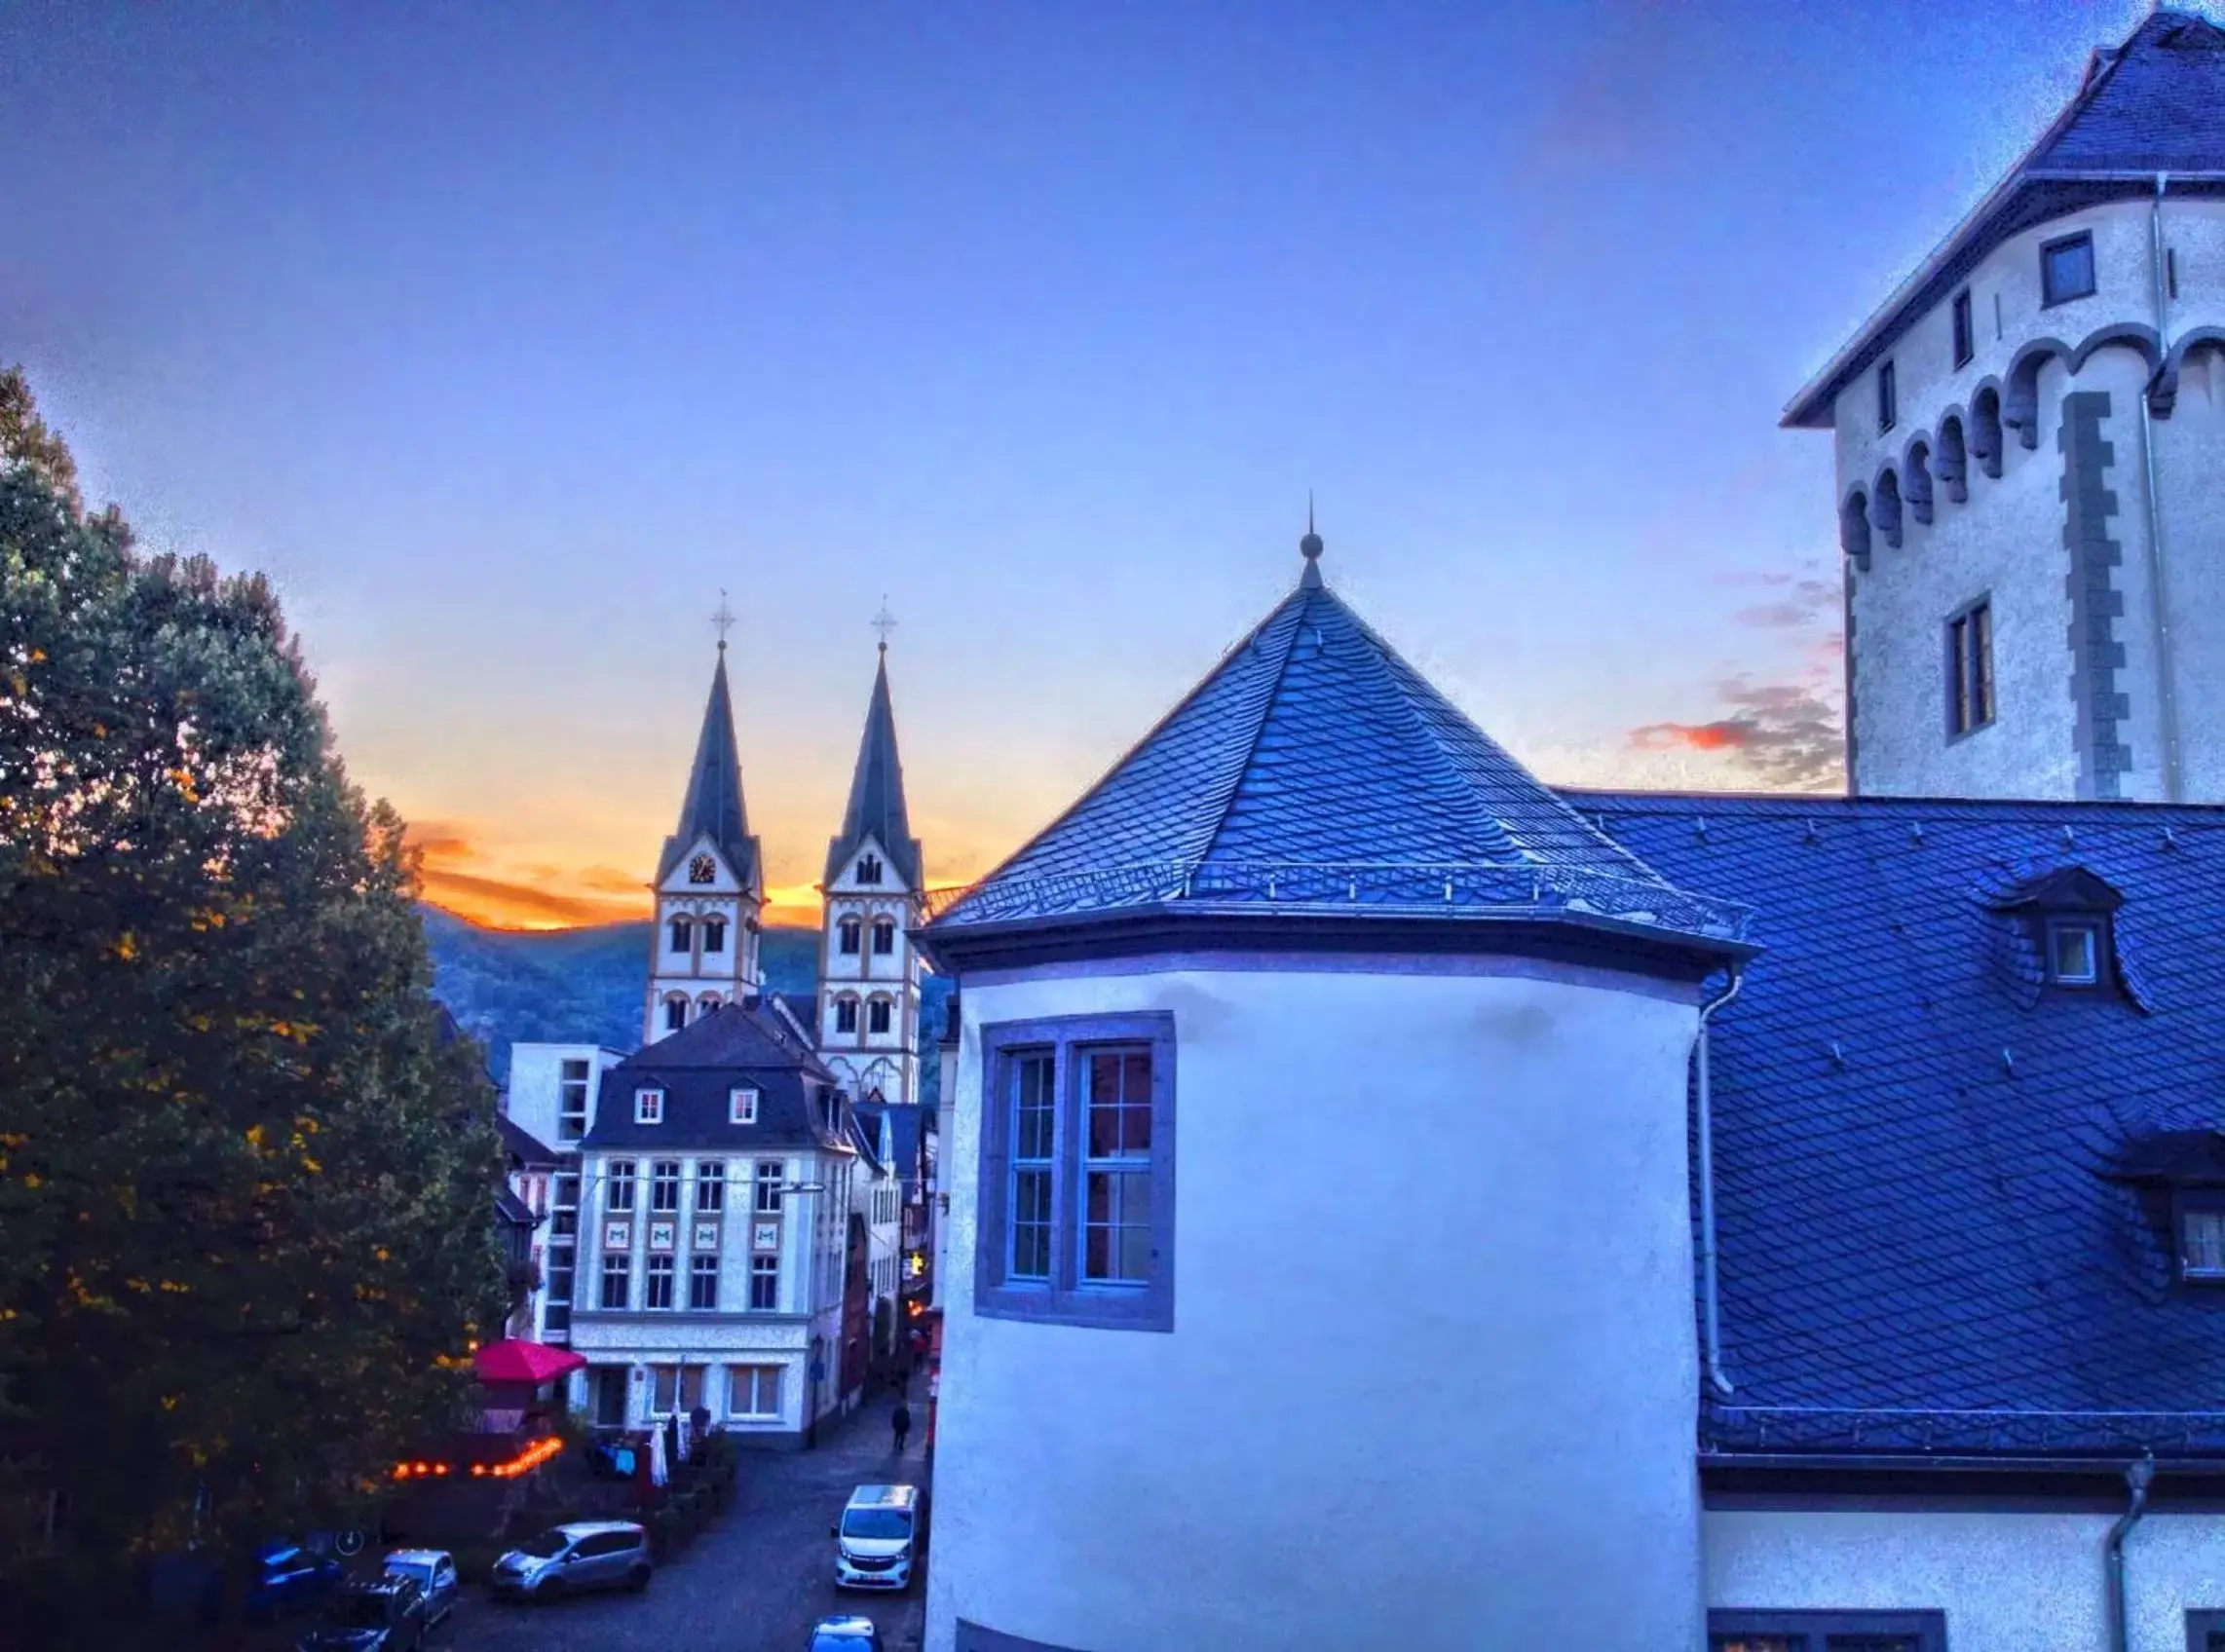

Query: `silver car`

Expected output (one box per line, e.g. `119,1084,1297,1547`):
489,1521,652,1602
382,1550,459,1626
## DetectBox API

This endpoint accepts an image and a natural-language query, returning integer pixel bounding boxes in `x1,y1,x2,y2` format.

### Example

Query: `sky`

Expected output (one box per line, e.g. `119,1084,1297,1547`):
0,0,2159,928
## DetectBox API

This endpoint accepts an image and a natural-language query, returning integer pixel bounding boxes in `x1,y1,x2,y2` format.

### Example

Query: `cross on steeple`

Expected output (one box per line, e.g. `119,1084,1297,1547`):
711,589,735,652
871,597,898,655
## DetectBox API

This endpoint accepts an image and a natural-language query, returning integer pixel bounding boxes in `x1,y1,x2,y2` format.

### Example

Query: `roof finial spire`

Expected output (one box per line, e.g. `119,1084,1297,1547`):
711,588,735,653
1299,493,1324,588
871,596,897,656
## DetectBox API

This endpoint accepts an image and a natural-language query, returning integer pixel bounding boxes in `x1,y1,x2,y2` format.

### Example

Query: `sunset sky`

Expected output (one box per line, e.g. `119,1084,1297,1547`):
1,1,2147,929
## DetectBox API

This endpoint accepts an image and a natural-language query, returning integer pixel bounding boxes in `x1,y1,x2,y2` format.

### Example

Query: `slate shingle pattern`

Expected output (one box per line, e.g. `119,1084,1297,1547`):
584,998,856,1155
1583,790,2225,1456
2031,10,2225,174
825,653,924,889
658,651,762,891
933,569,1747,944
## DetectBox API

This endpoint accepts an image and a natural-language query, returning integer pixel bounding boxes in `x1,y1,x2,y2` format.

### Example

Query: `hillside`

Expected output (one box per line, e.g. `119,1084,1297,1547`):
422,908,949,1101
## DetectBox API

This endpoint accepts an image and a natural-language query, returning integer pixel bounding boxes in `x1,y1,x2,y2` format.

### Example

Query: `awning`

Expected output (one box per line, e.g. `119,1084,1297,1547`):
473,1338,586,1385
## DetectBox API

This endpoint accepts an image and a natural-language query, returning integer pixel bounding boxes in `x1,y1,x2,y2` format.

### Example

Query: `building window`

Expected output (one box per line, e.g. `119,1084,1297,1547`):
2183,1207,2225,1281
730,1364,782,1417
750,1255,779,1310
838,917,862,956
696,994,721,1021
606,1161,636,1213
2042,230,2096,307
697,1159,727,1211
649,1364,704,1414
635,1087,663,1126
1946,598,1995,736
856,853,883,885
977,1013,1176,1333
599,1253,630,1309
730,1087,757,1125
558,1059,590,1141
2047,919,2101,986
1707,1608,1946,1650
690,1254,720,1310
645,1254,675,1309
872,918,896,955
755,1160,784,1213
663,995,686,1032
651,1160,681,1212
835,997,859,1035
701,917,726,955
668,915,693,954
868,997,892,1034
1876,358,1897,434
2190,1607,2225,1648
1952,287,1974,368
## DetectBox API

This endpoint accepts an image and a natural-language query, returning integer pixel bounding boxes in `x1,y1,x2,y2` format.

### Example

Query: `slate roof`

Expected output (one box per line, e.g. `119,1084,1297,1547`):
1580,789,2225,1458
496,1113,559,1168
929,542,1747,950
854,1100,930,1186
657,649,763,891
826,651,924,889
583,997,855,1154
1784,9,2225,429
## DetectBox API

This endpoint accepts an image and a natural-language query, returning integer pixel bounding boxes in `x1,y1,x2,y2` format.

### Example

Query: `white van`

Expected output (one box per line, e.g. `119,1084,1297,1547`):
831,1483,925,1592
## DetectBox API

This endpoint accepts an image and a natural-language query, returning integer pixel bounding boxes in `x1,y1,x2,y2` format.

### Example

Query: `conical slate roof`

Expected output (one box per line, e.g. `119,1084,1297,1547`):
931,539,1747,948
825,651,924,888
658,650,762,891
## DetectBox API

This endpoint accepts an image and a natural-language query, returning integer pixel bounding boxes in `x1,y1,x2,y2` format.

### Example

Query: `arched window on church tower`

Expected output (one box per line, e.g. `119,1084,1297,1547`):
839,918,862,956
835,996,860,1034
857,853,883,885
701,917,726,955
698,993,722,1020
868,996,892,1035
668,915,694,955
663,995,688,1032
872,918,895,956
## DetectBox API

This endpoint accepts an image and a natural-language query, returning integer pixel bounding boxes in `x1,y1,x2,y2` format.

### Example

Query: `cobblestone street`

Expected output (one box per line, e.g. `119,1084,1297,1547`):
442,1404,926,1652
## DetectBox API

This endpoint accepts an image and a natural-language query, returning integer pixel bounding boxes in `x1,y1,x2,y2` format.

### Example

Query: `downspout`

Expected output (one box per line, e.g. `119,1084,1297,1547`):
2140,170,2185,802
2105,1452,2155,1652
1694,967,1745,1397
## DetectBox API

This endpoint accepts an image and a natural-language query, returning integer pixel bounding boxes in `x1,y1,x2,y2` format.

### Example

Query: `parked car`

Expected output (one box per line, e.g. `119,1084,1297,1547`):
811,1615,887,1652
294,1576,429,1650
831,1483,925,1592
488,1520,652,1602
381,1550,458,1627
249,1542,344,1623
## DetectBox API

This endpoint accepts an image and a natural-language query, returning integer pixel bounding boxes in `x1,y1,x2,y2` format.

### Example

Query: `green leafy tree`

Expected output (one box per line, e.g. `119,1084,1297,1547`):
0,367,509,1639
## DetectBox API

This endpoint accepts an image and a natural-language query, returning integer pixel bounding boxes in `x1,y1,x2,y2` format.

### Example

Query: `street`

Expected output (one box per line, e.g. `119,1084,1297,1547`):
442,1404,925,1652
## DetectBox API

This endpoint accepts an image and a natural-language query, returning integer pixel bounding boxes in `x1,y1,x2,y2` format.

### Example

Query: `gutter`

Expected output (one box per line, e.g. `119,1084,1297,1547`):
2105,1453,2155,1652
2140,171,2185,803
1694,967,1745,1398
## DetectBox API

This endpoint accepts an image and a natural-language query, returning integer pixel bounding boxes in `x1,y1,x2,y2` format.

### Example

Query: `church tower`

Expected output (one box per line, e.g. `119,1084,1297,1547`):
817,632,926,1104
1787,10,2225,804
644,632,764,1043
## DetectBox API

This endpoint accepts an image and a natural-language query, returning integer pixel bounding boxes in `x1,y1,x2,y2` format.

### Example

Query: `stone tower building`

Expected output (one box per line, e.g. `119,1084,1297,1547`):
1787,9,2225,803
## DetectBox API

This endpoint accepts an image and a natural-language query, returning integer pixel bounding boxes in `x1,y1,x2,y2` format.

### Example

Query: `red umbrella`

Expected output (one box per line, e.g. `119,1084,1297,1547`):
473,1339,586,1385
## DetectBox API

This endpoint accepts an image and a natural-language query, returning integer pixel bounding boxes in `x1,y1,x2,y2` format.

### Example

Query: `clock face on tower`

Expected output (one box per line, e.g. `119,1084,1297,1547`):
689,853,716,885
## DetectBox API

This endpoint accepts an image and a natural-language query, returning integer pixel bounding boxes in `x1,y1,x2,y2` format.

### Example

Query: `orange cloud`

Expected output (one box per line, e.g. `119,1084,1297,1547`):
405,819,651,931
1631,721,1750,754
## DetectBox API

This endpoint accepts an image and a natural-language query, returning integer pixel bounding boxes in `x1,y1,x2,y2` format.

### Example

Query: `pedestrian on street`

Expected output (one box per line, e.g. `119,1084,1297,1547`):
891,1401,912,1455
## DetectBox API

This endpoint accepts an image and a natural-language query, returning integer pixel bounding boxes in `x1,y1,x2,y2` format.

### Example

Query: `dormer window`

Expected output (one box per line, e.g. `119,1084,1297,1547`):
731,1086,759,1125
2183,1204,2225,1281
2047,919,2101,987
857,853,883,885
635,1087,664,1125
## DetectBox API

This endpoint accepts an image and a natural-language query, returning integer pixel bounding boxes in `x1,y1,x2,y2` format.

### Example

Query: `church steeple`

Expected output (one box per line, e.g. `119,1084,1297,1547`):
644,628,767,1043
824,647,922,890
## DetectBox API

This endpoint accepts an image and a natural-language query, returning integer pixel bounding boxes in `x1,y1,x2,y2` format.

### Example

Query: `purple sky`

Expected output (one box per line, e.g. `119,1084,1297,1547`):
0,0,2152,925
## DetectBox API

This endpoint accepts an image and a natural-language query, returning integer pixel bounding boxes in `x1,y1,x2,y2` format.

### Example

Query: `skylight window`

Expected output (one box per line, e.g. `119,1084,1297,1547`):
2182,1206,2225,1282
2047,919,2101,987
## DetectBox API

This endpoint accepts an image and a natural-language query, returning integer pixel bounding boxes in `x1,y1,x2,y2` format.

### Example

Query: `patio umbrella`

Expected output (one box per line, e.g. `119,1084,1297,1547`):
472,1339,586,1386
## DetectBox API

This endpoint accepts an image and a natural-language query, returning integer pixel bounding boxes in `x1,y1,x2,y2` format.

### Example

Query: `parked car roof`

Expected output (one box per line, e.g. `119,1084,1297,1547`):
554,1520,645,1538
383,1549,450,1567
844,1483,919,1509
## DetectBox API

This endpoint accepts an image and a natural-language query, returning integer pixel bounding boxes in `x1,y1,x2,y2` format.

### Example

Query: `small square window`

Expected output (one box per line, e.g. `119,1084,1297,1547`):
1877,358,1898,434
2042,231,2096,307
1952,287,1974,367
2183,1207,2225,1281
730,1086,758,1125
2048,920,2100,986
635,1088,663,1125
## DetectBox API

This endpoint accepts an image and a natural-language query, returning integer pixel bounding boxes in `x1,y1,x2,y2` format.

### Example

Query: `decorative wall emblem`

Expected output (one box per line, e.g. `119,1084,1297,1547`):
693,1220,720,1252
648,1220,677,1252
603,1221,630,1251
753,1221,779,1253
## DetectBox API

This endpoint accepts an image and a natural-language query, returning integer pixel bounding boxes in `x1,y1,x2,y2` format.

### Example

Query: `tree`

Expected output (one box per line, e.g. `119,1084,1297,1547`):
0,367,509,1640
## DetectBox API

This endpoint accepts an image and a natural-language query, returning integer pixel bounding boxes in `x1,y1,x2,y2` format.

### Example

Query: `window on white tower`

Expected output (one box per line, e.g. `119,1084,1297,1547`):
835,997,859,1035
558,1059,590,1141
663,996,687,1032
868,998,892,1034
701,917,726,954
838,918,862,956
872,919,895,955
856,853,883,885
668,916,694,954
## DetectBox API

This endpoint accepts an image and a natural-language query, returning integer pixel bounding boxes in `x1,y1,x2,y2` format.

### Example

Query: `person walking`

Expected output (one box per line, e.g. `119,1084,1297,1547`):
891,1400,913,1455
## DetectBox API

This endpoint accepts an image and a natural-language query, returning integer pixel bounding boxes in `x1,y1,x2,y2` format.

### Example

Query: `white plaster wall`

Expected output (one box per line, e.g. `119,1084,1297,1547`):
2153,341,2225,802
925,956,1706,1652
505,1043,620,1152
1707,1505,2225,1652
